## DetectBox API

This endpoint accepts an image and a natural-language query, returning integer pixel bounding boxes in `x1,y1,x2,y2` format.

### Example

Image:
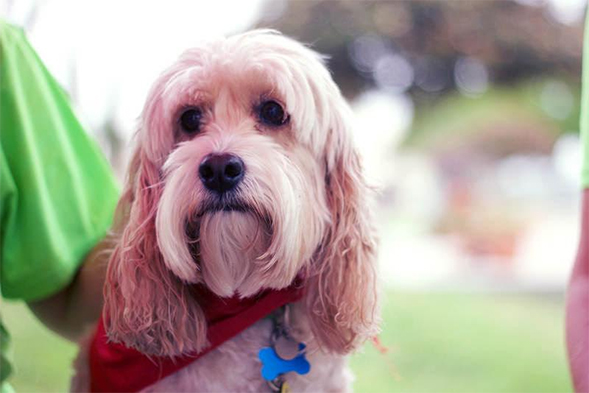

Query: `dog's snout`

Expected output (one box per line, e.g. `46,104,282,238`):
199,154,245,193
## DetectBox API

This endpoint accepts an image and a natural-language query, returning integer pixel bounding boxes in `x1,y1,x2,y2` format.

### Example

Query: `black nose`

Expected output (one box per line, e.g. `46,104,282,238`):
199,154,245,193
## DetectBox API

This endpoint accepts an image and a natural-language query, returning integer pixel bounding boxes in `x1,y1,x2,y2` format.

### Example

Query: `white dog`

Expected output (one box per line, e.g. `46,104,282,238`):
72,30,379,392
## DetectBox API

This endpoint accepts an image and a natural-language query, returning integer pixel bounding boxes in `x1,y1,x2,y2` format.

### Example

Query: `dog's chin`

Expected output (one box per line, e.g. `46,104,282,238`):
196,209,272,298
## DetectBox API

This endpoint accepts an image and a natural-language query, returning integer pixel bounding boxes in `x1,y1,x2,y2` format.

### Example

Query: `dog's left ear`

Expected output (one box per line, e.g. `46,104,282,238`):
305,93,380,354
103,144,208,357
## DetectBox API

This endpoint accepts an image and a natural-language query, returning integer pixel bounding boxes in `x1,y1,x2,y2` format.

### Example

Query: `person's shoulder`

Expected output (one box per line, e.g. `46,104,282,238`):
0,19,20,34
0,18,26,46
0,19,27,45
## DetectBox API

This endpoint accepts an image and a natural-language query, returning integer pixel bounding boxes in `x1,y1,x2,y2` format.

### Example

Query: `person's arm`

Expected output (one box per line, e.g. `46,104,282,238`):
567,189,589,393
0,21,119,341
26,236,114,340
566,12,589,392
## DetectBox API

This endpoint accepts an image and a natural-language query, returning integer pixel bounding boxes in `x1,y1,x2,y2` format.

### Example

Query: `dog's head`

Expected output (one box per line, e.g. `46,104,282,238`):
104,30,379,357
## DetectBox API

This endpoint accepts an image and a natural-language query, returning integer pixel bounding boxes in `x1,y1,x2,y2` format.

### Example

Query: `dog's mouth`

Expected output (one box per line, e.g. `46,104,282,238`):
188,197,272,237
196,199,252,217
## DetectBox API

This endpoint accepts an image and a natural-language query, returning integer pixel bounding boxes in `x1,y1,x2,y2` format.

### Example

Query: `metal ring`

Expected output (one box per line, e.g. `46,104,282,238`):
267,376,283,392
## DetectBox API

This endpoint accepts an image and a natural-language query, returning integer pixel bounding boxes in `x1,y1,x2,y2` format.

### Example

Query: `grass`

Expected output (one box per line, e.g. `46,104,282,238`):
1,292,572,392
350,293,571,393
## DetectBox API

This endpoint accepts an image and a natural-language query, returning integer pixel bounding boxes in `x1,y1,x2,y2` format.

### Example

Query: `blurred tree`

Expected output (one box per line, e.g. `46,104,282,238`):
257,0,585,103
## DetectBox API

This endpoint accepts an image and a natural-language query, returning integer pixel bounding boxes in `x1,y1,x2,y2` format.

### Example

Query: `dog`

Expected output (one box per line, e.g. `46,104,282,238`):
72,30,379,392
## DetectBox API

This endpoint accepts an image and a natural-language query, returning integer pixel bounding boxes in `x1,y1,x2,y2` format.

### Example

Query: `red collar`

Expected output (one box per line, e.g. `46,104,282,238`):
89,281,305,392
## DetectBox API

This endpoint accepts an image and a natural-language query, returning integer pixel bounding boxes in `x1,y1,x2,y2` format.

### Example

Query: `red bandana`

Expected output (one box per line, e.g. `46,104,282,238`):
89,281,305,392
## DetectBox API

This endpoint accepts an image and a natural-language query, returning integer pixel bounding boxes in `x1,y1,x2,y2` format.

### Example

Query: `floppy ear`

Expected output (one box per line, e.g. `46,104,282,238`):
305,98,380,354
103,146,207,356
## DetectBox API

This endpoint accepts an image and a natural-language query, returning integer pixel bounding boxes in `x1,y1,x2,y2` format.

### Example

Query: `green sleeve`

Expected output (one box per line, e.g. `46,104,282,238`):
582,12,589,188
0,21,120,301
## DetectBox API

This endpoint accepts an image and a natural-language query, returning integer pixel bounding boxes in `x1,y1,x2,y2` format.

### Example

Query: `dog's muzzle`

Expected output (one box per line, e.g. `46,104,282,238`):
198,153,245,194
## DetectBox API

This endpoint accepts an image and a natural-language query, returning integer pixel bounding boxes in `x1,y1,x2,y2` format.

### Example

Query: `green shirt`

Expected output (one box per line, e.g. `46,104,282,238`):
0,21,119,387
582,12,589,188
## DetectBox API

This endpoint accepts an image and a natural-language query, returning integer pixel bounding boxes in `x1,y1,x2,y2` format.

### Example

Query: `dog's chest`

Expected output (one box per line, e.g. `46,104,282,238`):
142,318,352,392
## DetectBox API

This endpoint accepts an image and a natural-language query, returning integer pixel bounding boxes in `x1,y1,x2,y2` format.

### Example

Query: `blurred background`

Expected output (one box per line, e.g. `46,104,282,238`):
1,0,587,391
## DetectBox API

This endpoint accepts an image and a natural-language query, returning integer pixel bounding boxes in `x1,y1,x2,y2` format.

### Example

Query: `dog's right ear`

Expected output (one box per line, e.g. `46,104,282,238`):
304,84,380,355
103,146,208,356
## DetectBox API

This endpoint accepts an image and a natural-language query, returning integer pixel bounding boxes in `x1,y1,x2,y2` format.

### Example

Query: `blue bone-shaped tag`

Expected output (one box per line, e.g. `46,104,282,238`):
259,343,311,381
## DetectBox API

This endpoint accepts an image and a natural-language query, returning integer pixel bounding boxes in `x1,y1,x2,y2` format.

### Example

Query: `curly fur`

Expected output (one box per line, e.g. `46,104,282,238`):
73,29,379,391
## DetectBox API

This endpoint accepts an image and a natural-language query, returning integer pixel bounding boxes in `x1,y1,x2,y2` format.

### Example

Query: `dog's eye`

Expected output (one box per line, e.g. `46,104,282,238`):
180,108,202,133
259,101,288,127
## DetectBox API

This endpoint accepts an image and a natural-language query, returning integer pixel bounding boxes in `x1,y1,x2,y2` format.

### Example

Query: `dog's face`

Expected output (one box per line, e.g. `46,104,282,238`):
152,34,333,297
104,30,378,357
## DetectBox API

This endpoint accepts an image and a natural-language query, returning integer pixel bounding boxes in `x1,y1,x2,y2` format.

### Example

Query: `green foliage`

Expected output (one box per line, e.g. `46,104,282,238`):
2,293,571,392
406,79,581,150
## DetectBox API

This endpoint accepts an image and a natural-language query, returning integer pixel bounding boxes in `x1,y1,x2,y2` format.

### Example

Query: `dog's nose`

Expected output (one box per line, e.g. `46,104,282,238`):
199,153,245,193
